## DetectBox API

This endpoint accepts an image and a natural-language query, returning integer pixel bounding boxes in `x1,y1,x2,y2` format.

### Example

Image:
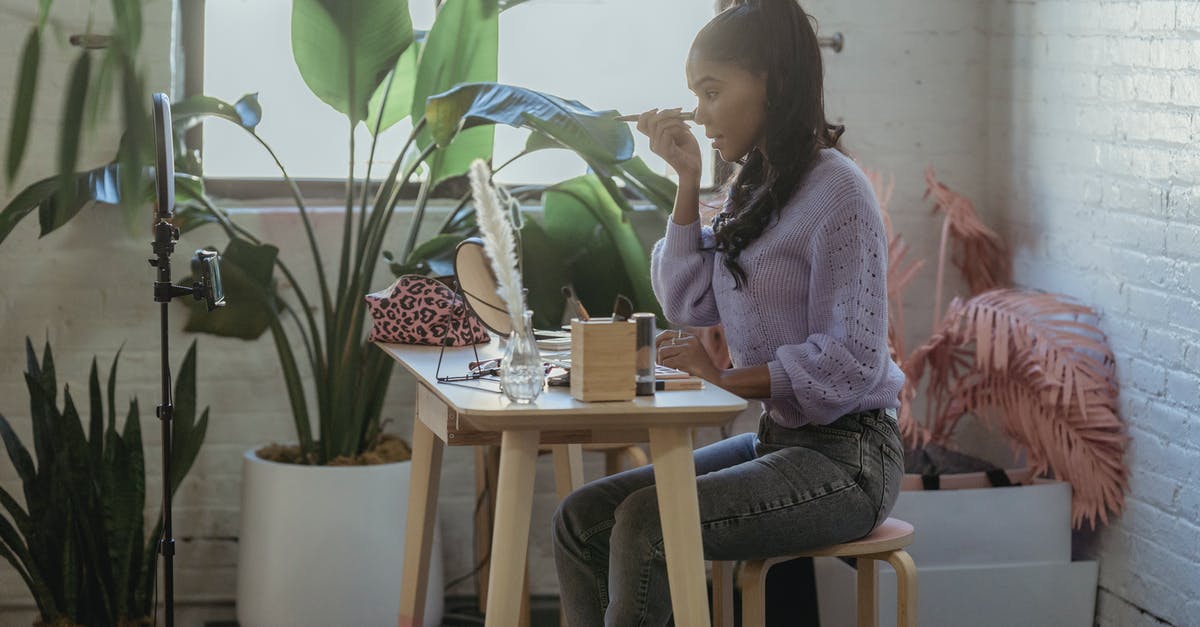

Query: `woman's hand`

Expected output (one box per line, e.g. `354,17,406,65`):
656,330,721,383
637,108,702,184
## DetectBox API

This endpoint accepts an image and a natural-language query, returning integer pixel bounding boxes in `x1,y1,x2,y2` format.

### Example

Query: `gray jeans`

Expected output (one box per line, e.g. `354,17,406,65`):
551,409,904,627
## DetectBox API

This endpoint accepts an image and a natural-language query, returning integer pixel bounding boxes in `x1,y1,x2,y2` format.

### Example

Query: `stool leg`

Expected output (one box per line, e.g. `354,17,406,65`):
625,444,649,469
885,550,917,627
856,557,878,627
711,561,735,627
605,449,622,476
739,560,770,627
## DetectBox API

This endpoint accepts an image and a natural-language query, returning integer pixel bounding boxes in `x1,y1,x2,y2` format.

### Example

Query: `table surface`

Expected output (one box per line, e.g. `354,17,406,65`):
375,342,749,429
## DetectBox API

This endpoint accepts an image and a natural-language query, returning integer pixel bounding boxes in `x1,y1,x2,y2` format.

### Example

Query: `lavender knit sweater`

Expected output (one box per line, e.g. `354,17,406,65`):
651,149,905,428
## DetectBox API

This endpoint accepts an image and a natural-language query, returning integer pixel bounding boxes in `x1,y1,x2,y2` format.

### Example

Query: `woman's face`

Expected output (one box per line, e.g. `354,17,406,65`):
685,53,768,163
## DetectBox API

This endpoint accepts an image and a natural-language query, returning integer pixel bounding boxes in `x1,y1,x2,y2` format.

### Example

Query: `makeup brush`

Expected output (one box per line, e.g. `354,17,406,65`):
615,111,695,122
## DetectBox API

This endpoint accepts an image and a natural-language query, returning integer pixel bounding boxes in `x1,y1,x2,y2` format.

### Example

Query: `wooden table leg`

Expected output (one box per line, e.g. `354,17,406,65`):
648,426,711,627
474,446,501,611
552,444,585,498
484,429,541,627
551,444,584,627
398,417,445,627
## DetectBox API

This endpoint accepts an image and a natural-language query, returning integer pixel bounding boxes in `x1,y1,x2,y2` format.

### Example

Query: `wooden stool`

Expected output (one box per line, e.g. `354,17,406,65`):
712,517,917,627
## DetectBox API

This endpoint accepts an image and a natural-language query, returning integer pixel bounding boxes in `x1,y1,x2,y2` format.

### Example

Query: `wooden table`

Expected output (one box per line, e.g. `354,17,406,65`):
379,342,747,627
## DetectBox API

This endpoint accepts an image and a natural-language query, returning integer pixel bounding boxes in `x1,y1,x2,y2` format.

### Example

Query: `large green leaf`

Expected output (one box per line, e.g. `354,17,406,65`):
171,93,262,135
596,156,677,212
412,0,497,187
518,216,572,329
111,0,143,52
427,83,632,165
59,391,116,621
169,342,207,495
57,51,92,208
0,164,137,248
183,238,280,339
291,0,414,125
367,39,422,135
6,28,40,184
87,360,103,472
384,232,462,276
102,398,141,620
542,175,663,320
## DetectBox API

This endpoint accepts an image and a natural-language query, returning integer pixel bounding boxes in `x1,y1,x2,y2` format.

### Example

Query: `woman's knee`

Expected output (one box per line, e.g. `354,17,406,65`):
611,487,662,550
554,483,610,546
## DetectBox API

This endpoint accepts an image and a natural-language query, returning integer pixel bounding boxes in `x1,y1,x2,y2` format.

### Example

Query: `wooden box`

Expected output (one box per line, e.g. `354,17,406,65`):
570,319,636,402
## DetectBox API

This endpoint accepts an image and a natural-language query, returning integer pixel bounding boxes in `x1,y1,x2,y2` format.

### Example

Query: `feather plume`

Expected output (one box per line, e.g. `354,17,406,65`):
468,159,527,326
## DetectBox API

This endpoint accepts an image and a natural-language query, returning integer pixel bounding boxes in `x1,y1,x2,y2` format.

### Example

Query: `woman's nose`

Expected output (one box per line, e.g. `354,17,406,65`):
693,104,708,126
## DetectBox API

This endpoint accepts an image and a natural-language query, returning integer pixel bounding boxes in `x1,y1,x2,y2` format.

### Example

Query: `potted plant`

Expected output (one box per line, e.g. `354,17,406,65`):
872,168,1127,529
0,339,208,627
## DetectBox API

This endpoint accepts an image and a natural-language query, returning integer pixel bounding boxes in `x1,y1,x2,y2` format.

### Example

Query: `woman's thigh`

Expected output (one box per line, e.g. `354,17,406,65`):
613,415,886,562
555,432,759,541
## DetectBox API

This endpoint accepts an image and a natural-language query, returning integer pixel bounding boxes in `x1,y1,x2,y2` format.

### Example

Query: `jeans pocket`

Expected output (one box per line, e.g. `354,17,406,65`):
758,413,867,480
873,444,903,528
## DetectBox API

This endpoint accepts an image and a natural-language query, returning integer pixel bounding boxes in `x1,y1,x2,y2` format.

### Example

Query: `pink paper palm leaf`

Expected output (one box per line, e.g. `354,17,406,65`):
924,168,1012,327
903,289,1128,528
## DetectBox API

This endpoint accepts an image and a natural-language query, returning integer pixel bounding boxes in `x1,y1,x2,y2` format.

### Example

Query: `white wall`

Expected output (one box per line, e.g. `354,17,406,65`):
989,1,1200,624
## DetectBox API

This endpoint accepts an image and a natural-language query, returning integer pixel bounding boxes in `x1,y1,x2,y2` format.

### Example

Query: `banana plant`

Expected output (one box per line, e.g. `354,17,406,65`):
0,339,208,626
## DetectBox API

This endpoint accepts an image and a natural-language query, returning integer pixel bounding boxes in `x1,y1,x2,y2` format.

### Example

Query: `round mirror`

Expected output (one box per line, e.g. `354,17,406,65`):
453,238,512,336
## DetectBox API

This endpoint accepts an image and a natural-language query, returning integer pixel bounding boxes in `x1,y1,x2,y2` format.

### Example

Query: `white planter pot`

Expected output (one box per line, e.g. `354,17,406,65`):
236,448,444,627
815,557,1098,627
891,476,1072,566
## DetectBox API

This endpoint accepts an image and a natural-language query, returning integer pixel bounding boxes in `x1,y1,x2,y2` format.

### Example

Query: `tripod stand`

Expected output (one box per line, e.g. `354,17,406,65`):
149,92,224,626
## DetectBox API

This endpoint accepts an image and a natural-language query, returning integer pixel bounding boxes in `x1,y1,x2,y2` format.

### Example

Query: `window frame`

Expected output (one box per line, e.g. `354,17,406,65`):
179,0,726,205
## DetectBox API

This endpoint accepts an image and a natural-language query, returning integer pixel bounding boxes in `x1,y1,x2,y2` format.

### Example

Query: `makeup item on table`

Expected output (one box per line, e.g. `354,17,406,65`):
467,358,501,377
611,294,634,322
632,313,657,396
654,363,691,379
561,285,590,321
615,111,695,122
656,377,704,391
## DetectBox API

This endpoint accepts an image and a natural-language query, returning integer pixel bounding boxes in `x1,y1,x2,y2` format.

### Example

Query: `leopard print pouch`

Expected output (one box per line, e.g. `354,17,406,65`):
365,275,490,346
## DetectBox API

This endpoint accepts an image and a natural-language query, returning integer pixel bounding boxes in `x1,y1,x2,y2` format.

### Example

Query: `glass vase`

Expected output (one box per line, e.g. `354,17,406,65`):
500,310,543,403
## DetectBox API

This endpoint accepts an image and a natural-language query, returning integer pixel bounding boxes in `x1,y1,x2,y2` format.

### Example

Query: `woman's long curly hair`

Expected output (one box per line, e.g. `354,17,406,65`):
693,0,845,289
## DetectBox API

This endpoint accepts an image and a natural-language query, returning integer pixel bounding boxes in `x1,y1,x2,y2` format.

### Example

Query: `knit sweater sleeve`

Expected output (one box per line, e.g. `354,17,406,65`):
766,190,894,423
650,218,721,327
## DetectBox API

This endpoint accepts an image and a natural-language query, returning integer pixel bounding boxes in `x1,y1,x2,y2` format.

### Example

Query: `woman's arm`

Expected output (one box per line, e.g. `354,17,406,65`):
716,364,771,398
767,192,898,421
657,333,772,397
640,108,721,326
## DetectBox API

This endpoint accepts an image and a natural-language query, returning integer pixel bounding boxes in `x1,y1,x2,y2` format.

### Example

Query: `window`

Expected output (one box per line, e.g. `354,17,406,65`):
196,0,717,194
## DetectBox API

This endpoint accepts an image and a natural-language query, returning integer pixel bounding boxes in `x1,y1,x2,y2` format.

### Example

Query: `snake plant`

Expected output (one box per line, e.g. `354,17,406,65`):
0,339,208,626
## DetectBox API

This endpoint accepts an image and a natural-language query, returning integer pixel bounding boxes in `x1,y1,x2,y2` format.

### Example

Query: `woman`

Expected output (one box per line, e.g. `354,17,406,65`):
552,1,905,625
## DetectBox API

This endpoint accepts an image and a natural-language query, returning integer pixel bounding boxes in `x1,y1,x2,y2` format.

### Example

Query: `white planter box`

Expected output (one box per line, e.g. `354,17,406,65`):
815,557,1098,627
889,478,1072,566
237,449,444,627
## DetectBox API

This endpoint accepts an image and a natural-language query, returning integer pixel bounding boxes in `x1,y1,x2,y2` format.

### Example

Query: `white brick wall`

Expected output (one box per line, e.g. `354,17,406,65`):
3,0,1195,625
989,1,1200,625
